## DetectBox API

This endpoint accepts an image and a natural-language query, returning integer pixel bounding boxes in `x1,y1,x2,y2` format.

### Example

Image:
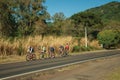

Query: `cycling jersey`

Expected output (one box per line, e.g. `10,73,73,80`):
42,46,46,53
50,47,54,52
65,45,69,50
27,47,34,53
59,45,64,50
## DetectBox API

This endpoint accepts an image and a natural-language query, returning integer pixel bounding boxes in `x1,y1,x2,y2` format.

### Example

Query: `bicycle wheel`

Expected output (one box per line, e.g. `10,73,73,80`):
63,50,68,57
39,52,44,59
26,54,30,61
32,54,36,60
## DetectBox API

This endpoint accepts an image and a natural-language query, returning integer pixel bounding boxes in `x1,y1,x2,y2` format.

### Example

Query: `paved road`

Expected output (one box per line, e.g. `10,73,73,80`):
0,50,120,79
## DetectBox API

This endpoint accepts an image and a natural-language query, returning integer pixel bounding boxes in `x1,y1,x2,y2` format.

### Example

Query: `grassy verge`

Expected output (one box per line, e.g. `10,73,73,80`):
0,55,26,64
105,68,120,80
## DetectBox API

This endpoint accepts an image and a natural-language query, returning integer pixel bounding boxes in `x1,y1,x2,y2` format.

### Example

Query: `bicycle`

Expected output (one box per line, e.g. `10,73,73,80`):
26,53,36,61
62,50,69,57
39,51,46,59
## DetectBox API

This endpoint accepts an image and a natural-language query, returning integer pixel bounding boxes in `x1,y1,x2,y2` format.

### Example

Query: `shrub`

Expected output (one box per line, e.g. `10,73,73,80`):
80,46,93,51
97,30,120,48
72,45,97,52
72,46,81,52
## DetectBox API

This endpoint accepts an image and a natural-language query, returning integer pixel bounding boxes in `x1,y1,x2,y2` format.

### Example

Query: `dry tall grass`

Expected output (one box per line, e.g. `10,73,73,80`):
0,36,102,63
0,36,101,56
0,36,73,56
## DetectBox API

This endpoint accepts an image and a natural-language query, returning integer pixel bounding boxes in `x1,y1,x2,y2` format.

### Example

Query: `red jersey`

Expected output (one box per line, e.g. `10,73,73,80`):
65,45,69,50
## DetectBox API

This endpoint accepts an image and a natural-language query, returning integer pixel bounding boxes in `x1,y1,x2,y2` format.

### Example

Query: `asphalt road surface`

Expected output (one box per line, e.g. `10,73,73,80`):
0,50,120,80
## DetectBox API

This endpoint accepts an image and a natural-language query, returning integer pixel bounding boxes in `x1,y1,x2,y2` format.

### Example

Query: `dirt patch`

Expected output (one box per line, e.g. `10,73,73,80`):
103,67,120,80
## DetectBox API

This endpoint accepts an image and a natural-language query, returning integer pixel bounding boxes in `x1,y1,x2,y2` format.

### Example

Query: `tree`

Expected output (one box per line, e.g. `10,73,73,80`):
0,0,17,37
34,19,47,39
0,0,49,37
51,12,66,36
103,20,120,30
15,0,48,37
71,12,102,46
61,19,75,36
97,30,119,48
52,12,66,22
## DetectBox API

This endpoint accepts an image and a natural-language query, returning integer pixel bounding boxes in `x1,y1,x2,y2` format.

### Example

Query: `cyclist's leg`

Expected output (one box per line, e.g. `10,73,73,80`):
26,52,30,61
48,51,51,58
32,53,36,60
51,52,53,58
59,50,61,57
63,50,68,56
66,50,69,56
53,51,55,58
66,50,68,55
62,50,64,56
40,52,43,59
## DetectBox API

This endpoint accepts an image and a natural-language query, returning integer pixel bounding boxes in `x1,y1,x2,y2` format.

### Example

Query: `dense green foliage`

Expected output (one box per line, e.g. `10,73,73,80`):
47,12,74,36
0,0,49,37
97,30,120,48
86,1,120,22
0,0,16,37
0,0,120,49
72,45,97,52
70,1,120,38
70,11,102,37
70,11,103,46
70,1,120,48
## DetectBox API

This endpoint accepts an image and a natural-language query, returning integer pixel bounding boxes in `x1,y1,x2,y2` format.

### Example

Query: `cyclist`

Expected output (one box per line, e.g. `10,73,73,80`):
49,46,55,58
40,46,46,59
59,45,64,57
26,46,36,61
65,43,69,56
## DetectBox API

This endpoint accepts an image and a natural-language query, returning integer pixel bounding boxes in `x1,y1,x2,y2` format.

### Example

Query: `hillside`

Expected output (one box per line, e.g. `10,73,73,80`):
86,1,120,22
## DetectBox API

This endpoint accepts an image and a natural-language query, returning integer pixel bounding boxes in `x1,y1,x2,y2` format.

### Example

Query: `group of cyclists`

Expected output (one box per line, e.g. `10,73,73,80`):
26,43,70,60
